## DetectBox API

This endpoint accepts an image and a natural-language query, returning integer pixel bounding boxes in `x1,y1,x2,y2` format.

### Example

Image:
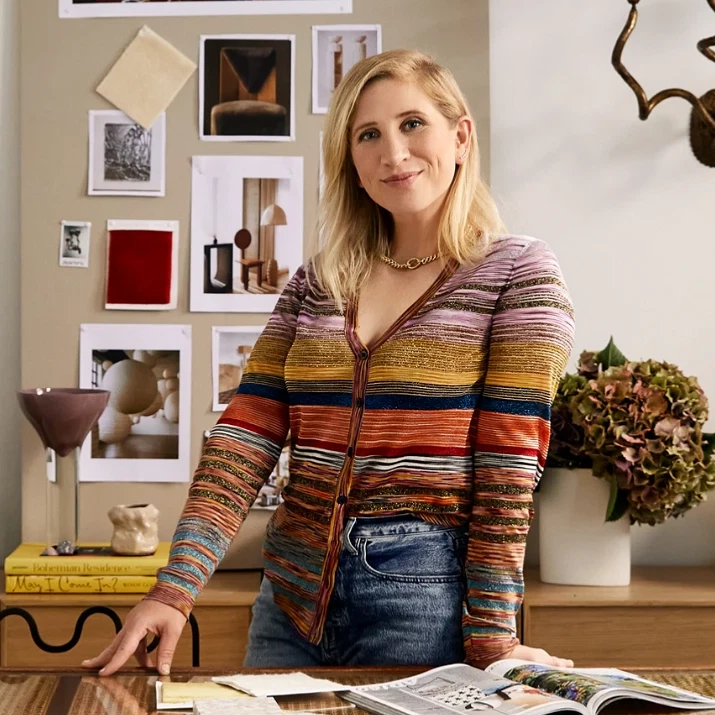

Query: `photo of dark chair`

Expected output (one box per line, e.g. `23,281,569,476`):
233,228,265,293
210,47,288,136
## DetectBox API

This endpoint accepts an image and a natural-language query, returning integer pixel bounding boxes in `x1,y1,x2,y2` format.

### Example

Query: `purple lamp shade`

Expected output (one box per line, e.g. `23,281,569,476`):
17,388,110,458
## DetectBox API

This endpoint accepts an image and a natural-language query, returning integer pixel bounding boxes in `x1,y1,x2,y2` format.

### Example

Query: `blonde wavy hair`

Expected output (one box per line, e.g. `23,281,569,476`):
313,48,506,310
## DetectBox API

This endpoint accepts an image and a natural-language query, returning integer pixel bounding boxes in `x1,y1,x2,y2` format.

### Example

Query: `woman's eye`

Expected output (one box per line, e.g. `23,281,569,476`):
404,118,423,130
359,129,378,142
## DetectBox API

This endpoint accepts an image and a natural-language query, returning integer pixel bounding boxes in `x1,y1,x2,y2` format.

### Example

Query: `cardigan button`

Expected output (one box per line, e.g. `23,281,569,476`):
337,495,348,505
359,349,368,360
355,397,364,408
347,447,354,457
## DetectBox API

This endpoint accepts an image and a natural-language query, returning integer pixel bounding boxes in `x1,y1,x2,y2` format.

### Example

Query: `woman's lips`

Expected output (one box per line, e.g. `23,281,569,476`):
382,171,422,187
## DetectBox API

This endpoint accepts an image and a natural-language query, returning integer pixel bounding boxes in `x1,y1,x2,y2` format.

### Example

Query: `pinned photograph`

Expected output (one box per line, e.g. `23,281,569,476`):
88,110,165,196
79,323,192,483
212,326,264,411
59,221,91,268
312,25,382,114
60,0,351,19
190,155,303,313
105,220,179,310
200,35,295,142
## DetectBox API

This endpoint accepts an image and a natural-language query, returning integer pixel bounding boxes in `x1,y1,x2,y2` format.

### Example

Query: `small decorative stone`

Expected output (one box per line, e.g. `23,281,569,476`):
41,545,58,556
55,540,75,555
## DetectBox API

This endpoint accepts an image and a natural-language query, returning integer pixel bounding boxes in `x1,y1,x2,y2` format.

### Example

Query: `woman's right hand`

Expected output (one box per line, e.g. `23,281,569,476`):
81,599,187,677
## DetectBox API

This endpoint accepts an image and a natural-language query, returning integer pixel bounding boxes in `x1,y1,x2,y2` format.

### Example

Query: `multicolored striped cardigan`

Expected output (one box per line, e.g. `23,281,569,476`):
146,235,575,667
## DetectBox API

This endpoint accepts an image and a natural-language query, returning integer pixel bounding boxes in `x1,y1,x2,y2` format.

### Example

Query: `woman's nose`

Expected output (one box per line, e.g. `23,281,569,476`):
381,134,410,166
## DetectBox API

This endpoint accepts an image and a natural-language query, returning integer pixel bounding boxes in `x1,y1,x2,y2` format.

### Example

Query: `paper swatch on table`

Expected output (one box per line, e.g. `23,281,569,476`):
156,680,248,710
97,25,196,128
211,672,349,697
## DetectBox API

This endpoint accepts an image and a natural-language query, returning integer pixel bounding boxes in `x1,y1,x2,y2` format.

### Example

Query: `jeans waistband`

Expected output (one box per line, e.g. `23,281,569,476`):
344,514,466,542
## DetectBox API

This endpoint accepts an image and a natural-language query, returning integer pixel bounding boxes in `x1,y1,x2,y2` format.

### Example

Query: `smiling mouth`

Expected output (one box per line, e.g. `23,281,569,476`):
382,171,421,184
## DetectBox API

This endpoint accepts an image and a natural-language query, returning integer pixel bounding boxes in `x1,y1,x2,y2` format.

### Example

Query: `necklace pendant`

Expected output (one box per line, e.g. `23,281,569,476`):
406,257,422,270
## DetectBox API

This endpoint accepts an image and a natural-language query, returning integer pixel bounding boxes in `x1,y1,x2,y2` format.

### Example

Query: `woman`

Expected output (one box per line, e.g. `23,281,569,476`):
83,49,575,675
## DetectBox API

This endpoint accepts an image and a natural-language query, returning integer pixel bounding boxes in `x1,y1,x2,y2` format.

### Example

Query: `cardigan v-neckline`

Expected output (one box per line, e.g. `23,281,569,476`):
346,258,459,356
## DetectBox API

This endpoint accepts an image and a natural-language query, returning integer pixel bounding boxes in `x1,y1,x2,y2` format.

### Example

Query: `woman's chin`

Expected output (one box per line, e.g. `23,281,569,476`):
380,196,433,218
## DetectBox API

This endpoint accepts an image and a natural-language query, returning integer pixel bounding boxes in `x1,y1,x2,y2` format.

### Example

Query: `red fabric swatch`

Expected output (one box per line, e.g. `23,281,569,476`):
106,229,173,306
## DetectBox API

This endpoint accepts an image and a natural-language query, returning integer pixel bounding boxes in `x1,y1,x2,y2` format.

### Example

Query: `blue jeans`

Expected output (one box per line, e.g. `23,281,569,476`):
243,514,467,667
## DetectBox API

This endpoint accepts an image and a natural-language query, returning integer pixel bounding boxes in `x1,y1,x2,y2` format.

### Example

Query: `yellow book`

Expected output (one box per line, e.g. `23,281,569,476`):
3,542,170,576
5,574,157,594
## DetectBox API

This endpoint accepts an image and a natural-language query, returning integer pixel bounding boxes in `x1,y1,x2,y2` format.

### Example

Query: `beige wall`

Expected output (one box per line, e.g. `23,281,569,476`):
20,0,490,567
0,0,22,561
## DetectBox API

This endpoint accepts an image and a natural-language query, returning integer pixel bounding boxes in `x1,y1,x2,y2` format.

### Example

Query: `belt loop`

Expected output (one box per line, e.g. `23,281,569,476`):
343,517,358,554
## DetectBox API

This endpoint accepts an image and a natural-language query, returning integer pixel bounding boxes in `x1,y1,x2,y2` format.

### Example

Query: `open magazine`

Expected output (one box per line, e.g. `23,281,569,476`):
341,659,715,715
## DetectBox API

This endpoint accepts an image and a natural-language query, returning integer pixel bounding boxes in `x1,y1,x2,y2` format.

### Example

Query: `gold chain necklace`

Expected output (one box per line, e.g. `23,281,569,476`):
379,252,442,270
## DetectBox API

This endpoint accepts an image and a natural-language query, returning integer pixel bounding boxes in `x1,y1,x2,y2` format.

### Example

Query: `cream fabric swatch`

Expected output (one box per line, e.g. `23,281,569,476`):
161,682,249,704
97,25,196,129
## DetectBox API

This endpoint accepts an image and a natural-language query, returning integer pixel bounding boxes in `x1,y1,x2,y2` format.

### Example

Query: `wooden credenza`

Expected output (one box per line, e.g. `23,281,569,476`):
4,566,713,669
522,566,715,668
0,570,262,669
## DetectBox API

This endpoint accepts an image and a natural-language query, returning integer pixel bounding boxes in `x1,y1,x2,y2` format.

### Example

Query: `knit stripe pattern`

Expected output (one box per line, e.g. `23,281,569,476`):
146,235,575,667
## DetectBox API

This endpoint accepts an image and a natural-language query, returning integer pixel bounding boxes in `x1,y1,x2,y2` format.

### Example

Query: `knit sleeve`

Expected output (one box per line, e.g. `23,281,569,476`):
463,239,575,668
144,265,306,617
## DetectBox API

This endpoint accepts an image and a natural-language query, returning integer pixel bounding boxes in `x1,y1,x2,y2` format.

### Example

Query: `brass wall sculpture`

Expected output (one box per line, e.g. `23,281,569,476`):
612,0,715,166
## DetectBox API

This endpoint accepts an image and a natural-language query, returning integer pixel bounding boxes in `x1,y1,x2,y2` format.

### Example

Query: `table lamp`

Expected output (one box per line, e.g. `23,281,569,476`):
17,387,110,553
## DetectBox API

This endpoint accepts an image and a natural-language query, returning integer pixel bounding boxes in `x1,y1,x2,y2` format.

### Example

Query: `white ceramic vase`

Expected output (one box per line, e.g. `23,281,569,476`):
537,467,631,586
108,503,160,556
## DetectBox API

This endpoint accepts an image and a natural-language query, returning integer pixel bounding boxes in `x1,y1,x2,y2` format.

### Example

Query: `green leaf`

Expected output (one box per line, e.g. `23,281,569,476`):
605,474,630,522
597,337,627,370
609,490,630,522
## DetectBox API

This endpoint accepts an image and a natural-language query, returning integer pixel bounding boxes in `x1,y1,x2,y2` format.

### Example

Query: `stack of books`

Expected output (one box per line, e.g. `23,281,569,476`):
3,542,170,594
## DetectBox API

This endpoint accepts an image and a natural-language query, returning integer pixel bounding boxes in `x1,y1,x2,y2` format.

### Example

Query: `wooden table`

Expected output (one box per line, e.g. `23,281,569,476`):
0,668,415,715
1,667,715,715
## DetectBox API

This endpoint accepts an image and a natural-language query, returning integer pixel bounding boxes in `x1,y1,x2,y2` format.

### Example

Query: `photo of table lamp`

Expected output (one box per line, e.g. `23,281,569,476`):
17,387,110,553
259,203,287,288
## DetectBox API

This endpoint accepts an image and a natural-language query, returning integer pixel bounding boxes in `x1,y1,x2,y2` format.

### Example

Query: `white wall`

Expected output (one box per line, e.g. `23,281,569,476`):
0,0,21,560
490,0,715,565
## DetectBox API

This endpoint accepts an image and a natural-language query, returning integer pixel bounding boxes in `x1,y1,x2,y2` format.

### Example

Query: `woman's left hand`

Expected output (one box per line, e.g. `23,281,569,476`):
504,644,574,668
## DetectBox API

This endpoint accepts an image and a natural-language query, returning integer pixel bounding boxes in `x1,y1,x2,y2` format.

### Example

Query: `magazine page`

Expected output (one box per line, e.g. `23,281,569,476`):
486,660,715,713
341,663,587,715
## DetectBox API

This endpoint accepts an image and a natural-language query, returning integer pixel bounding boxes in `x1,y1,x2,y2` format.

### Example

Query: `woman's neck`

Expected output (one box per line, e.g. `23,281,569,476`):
388,212,441,263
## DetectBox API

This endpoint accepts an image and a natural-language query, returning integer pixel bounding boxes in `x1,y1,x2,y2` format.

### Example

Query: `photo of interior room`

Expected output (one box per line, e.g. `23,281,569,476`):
191,154,302,312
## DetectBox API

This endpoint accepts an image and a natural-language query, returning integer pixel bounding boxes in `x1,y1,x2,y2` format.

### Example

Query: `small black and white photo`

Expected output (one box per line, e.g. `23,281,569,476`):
312,25,382,114
88,110,166,196
59,220,91,268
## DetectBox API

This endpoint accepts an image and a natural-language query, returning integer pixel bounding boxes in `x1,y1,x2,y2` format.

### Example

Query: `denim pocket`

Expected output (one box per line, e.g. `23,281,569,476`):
357,529,465,583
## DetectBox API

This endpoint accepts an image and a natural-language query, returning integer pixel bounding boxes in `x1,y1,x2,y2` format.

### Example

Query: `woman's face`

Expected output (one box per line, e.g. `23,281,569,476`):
349,78,470,224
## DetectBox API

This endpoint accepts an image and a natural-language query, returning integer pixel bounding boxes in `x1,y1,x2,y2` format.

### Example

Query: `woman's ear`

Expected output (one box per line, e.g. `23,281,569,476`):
455,115,474,164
